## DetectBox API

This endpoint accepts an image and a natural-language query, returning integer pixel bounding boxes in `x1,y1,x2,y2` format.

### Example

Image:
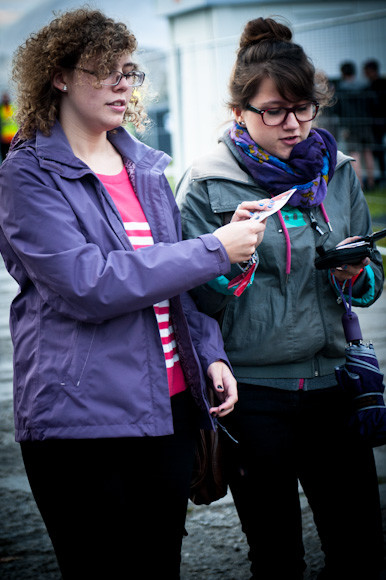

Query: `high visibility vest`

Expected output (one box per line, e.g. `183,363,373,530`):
0,103,18,144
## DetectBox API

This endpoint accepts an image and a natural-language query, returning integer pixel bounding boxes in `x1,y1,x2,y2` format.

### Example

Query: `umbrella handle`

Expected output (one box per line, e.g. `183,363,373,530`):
342,311,363,344
334,278,363,344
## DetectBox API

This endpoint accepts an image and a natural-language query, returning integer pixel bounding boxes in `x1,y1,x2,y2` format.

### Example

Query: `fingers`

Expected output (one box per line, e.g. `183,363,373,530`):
209,403,235,418
231,200,271,222
207,361,238,418
249,219,267,250
250,218,267,233
213,219,266,263
331,258,369,281
209,395,236,418
336,235,362,247
231,205,253,223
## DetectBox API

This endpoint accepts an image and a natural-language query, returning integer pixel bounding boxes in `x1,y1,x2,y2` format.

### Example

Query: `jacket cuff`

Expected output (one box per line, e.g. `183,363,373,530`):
198,233,231,272
330,264,376,306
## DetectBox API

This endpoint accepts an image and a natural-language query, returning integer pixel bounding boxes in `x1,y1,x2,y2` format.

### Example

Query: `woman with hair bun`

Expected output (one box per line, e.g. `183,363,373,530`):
0,7,270,579
177,16,384,580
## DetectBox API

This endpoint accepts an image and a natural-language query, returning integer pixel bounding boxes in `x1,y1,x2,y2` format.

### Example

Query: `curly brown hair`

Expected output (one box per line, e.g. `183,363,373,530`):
228,17,334,113
12,7,148,139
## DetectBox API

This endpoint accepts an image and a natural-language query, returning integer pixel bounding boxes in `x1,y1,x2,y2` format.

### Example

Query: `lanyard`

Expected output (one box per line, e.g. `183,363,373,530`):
334,277,363,344
227,253,258,297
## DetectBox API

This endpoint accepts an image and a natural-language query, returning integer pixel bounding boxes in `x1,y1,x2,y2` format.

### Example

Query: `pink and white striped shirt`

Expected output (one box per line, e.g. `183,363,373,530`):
97,167,187,397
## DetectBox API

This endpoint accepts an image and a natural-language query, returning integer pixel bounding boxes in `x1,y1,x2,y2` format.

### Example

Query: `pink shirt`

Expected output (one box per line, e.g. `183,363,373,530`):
97,167,187,397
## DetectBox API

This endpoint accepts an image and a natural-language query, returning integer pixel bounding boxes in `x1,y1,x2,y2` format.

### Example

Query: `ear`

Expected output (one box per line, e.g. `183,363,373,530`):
52,70,67,93
233,107,244,125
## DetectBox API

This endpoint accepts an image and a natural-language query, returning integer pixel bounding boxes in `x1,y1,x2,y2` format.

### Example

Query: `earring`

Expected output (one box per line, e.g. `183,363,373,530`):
239,120,246,126
63,85,67,92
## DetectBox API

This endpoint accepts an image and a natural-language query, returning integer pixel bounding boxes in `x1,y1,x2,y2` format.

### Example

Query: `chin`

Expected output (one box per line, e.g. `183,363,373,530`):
105,122,122,132
277,151,292,161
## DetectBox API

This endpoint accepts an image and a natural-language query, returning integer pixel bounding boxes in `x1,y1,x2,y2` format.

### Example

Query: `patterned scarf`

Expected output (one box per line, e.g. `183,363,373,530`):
229,121,337,208
229,122,338,276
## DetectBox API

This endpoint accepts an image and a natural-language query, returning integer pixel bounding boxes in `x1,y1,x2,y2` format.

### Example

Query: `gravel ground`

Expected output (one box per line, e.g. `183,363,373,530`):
182,491,325,579
0,420,385,579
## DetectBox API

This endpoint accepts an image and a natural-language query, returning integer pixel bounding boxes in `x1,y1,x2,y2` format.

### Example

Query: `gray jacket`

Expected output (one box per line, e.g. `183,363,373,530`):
176,134,384,389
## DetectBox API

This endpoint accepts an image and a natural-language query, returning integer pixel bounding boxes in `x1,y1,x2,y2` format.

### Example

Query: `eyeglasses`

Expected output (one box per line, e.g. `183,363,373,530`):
71,67,145,87
246,102,319,126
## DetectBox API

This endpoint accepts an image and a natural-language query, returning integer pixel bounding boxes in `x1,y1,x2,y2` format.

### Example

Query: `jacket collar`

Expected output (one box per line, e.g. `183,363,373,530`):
15,120,171,177
189,132,254,185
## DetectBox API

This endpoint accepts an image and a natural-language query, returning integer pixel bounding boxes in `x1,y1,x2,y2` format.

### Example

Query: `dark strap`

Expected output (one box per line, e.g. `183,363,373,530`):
222,211,234,226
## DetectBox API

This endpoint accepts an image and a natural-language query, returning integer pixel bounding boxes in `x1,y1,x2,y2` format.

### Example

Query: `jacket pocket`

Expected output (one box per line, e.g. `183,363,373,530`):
61,322,97,388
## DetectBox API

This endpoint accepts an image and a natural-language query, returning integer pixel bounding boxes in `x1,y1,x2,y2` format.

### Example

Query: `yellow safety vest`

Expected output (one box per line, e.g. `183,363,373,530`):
0,103,18,144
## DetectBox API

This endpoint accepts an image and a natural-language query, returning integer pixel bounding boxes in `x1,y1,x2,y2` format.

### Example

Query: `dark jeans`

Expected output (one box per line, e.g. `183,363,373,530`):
21,391,196,580
223,384,384,580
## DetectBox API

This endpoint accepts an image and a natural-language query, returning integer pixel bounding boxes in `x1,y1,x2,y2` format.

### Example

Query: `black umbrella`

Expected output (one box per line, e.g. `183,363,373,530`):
334,279,386,447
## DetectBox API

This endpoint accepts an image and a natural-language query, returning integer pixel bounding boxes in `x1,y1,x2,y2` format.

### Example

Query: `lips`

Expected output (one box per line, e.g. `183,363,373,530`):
107,100,127,114
280,136,299,146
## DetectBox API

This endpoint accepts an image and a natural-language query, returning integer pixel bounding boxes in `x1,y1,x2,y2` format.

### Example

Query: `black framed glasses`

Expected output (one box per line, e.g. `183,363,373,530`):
71,67,145,87
246,102,319,126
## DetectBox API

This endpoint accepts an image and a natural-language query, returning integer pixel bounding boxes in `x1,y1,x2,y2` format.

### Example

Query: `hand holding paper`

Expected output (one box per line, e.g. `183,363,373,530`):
251,188,297,221
227,188,297,296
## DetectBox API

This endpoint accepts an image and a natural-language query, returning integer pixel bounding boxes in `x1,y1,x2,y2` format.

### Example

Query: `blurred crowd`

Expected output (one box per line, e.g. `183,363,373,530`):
322,59,386,191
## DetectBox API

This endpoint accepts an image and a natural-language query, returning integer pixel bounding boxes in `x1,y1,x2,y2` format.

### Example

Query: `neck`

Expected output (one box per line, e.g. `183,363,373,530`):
59,117,123,175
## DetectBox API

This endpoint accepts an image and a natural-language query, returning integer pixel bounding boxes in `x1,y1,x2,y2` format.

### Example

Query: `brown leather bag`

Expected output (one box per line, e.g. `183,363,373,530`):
189,389,228,505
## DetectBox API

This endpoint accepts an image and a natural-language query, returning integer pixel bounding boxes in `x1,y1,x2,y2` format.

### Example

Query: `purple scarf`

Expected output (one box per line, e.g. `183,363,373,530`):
229,122,337,208
229,122,338,276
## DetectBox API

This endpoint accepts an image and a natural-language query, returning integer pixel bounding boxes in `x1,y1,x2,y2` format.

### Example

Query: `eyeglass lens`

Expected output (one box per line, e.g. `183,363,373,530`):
101,71,145,87
263,103,317,125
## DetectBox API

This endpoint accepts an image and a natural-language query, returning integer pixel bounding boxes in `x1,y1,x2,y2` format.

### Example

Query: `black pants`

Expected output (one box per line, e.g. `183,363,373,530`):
21,392,196,579
223,384,384,580
373,126,386,177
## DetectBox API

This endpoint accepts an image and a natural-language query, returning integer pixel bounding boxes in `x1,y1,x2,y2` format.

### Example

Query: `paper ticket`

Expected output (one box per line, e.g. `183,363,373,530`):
251,188,297,221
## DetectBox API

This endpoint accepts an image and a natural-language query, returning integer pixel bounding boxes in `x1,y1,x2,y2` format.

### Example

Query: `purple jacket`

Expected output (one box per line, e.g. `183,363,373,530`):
0,122,231,441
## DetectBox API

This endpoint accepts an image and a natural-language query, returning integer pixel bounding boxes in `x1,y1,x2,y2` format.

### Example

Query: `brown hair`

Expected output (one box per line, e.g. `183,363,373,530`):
228,17,333,112
12,7,147,139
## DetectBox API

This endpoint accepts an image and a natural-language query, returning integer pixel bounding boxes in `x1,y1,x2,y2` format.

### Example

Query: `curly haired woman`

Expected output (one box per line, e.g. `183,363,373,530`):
0,8,267,578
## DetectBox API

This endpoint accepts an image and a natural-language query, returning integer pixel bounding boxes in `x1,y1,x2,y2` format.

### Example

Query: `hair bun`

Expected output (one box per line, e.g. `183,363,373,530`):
239,17,292,50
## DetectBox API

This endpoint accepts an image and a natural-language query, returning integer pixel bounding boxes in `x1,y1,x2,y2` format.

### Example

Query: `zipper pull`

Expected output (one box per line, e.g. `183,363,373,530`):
309,210,324,235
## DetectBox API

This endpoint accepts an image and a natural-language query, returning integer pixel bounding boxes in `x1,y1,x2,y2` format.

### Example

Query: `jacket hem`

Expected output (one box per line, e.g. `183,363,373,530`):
233,356,345,381
15,423,175,442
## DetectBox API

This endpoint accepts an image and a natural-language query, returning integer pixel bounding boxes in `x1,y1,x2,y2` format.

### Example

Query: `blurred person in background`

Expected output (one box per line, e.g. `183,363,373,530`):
336,61,375,189
0,91,18,161
0,7,268,579
363,59,386,184
177,17,384,580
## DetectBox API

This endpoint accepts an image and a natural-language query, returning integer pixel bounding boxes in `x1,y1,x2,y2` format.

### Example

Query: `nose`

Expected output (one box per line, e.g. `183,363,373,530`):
114,74,131,90
282,111,300,129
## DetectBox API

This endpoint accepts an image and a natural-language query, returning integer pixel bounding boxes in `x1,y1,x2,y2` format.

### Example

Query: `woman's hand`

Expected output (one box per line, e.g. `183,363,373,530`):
331,236,370,282
213,219,266,263
230,200,271,255
213,201,269,263
207,361,238,418
230,200,272,223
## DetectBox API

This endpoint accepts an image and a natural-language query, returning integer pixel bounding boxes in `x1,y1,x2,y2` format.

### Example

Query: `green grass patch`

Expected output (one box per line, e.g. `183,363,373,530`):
365,188,386,221
366,188,386,272
365,189,386,273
